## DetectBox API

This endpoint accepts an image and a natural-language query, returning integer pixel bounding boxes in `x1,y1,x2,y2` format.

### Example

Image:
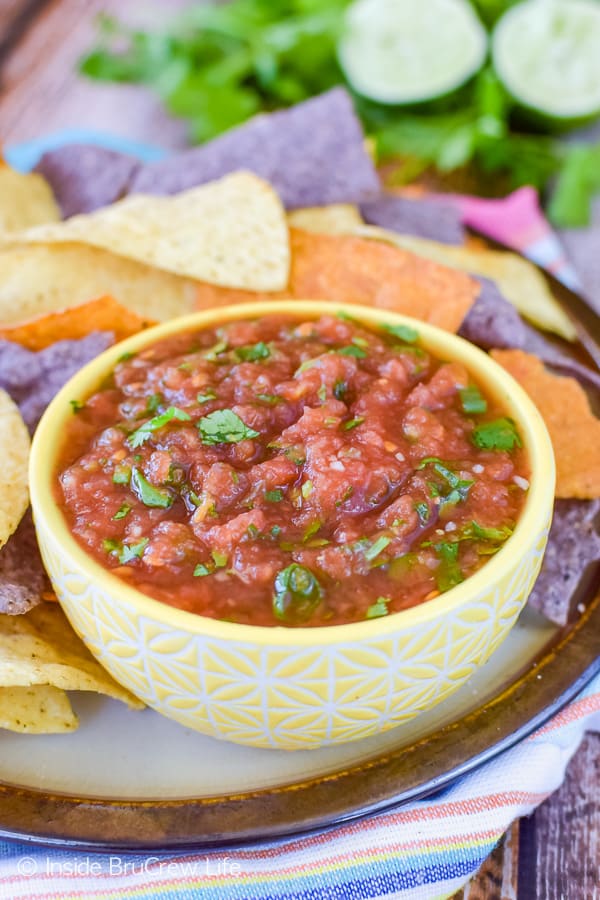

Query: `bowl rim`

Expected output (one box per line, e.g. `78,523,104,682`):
29,299,555,647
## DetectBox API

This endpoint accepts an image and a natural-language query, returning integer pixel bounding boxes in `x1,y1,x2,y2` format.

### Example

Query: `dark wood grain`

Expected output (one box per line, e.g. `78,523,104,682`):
519,734,600,899
0,1,598,895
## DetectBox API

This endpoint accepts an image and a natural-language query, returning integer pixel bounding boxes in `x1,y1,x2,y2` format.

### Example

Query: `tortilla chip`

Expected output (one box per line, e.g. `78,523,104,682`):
354,226,577,341
0,332,114,432
130,88,381,209
34,144,139,218
0,685,77,733
528,499,600,626
461,280,600,392
195,228,479,333
0,243,197,323
491,349,600,498
0,167,60,232
0,390,30,550
0,602,143,708
361,194,465,245
287,205,363,235
0,296,155,351
0,511,48,615
5,172,290,289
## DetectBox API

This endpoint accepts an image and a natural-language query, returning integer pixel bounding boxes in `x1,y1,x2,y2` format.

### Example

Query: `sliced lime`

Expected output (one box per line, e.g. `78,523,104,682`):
338,0,487,105
493,0,600,123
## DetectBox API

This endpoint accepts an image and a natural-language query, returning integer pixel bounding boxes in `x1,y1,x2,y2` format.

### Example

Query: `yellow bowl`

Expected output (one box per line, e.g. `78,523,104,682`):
29,301,555,750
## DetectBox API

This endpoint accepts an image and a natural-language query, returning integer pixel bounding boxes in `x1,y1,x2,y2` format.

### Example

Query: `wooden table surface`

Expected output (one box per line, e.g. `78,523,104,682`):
1,2,599,897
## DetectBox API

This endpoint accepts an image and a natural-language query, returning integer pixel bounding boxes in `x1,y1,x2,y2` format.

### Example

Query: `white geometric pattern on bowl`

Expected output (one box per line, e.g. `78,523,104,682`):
38,519,548,749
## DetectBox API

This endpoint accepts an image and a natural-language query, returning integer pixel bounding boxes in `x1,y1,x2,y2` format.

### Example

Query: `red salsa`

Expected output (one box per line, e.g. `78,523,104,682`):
57,314,529,627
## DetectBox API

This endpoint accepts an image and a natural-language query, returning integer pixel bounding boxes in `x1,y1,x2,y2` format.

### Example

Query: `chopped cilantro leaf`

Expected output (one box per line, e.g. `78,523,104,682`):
459,385,487,415
317,384,327,403
344,416,365,431
70,399,84,413
112,465,131,485
273,564,322,624
414,501,430,525
366,597,390,619
382,323,419,343
197,388,217,404
119,538,149,564
337,345,367,358
194,563,211,577
472,418,522,451
211,550,228,568
198,409,259,444
265,489,284,503
146,393,163,413
303,520,321,541
203,340,228,361
235,341,270,362
434,541,464,592
257,393,281,405
271,525,282,538
470,521,513,542
128,406,191,448
112,503,131,520
131,467,173,508
364,535,391,562
117,351,135,362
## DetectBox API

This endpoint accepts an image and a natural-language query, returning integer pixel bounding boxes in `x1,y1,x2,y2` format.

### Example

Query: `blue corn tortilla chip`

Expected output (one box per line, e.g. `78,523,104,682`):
130,88,380,209
0,331,113,432
35,145,140,218
460,278,600,391
361,194,464,245
0,511,49,615
528,499,600,626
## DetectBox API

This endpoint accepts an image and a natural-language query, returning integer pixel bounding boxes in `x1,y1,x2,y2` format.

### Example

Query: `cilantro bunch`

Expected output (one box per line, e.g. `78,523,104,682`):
80,0,600,227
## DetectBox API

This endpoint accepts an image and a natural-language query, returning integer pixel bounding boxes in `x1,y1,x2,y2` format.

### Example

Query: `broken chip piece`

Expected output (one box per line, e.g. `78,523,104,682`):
491,348,600,499
528,499,600,626
0,295,156,351
0,511,48,615
34,143,139,218
0,389,30,550
129,88,381,209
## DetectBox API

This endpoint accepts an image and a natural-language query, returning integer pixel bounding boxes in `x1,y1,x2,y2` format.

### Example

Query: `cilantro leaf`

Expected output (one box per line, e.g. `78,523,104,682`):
364,535,391,562
130,467,173,508
382,323,419,344
128,406,191,448
272,563,323,625
434,541,463,593
337,345,367,358
471,418,522,451
265,489,284,502
459,385,487,415
234,341,270,362
198,409,259,445
366,597,390,619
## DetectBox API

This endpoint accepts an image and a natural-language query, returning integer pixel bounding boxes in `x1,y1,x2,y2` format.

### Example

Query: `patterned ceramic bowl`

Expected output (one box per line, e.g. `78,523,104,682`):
29,301,555,749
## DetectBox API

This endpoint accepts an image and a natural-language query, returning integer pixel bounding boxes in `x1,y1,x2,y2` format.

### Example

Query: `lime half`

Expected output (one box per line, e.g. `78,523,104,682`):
493,0,600,123
338,0,487,105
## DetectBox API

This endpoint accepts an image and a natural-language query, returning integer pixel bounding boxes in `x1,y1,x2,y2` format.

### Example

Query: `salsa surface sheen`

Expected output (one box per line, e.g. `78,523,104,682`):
57,314,529,627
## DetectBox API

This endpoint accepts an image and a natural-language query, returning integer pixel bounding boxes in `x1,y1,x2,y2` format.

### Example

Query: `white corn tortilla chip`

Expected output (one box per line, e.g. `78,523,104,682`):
4,171,291,290
0,390,30,549
0,685,77,733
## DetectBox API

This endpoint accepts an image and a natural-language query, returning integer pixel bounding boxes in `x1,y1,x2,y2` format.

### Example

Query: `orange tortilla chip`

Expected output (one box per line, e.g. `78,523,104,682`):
195,228,479,333
0,296,156,351
491,349,600,499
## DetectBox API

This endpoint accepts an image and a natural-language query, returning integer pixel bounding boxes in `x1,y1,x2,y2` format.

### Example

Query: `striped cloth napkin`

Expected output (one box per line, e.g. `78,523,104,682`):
1,134,599,898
